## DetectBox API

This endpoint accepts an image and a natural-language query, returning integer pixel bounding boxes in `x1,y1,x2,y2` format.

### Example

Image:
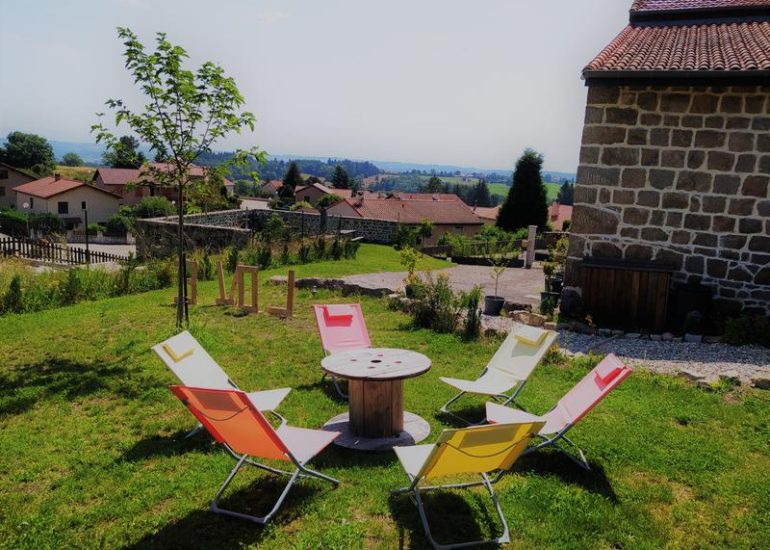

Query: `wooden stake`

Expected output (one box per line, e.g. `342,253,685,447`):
267,269,295,318
216,261,234,306
175,259,198,306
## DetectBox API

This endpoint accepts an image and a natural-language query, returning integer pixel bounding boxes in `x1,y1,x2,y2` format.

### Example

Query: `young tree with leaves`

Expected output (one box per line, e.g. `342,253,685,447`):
0,131,56,177
331,165,350,189
282,161,303,190
425,175,444,193
60,153,84,167
497,149,548,232
102,135,146,168
92,28,263,327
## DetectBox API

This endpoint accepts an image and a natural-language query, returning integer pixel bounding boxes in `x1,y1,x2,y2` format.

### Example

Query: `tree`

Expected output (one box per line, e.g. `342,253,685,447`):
133,196,176,218
92,28,263,327
556,182,575,206
61,152,84,167
331,165,350,189
497,149,548,232
102,135,146,168
282,161,303,190
467,179,493,207
425,175,443,193
0,131,56,177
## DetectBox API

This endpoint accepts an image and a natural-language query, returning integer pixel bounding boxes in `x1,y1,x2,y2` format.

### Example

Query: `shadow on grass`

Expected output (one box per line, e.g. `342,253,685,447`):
121,477,322,550
389,489,500,549
293,378,349,404
121,430,216,462
0,355,156,417
514,452,619,503
434,404,487,427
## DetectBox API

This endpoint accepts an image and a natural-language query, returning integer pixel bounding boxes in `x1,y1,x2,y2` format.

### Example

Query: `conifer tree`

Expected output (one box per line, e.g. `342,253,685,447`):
331,165,350,189
282,161,303,190
496,149,548,232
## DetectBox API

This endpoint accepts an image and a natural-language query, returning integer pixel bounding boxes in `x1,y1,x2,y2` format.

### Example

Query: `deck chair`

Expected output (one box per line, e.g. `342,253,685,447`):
154,331,291,434
312,304,371,398
392,421,545,549
169,385,340,524
486,354,632,470
439,325,557,423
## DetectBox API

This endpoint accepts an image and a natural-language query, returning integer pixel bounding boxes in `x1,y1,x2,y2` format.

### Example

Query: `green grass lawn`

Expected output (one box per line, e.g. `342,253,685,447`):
486,182,560,203
1,246,768,549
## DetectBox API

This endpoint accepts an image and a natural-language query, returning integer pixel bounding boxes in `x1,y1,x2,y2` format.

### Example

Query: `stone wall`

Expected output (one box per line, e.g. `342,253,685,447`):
570,84,770,315
134,209,400,258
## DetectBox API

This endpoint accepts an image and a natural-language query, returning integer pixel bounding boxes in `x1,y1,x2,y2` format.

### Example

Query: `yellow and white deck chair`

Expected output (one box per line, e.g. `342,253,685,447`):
439,325,557,423
153,331,291,435
392,420,545,549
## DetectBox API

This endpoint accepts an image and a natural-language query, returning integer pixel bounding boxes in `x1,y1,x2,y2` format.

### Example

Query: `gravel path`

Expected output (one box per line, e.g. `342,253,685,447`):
343,265,544,307
480,315,770,384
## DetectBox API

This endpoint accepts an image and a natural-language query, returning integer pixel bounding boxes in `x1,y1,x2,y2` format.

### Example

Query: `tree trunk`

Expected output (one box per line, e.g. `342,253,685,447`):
176,182,188,328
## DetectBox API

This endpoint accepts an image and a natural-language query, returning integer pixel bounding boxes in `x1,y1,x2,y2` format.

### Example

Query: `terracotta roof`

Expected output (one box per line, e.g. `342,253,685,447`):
586,22,770,75
586,0,770,79
549,202,573,231
295,182,355,199
262,180,283,193
631,0,770,13
14,176,121,200
330,197,483,225
391,192,462,202
473,206,500,221
95,163,206,186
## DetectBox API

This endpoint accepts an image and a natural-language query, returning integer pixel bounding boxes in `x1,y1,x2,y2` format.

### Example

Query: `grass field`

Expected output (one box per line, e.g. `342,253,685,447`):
55,165,97,182
1,245,768,549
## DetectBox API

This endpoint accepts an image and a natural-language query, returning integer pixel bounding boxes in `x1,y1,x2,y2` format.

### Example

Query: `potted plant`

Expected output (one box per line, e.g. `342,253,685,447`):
483,247,511,316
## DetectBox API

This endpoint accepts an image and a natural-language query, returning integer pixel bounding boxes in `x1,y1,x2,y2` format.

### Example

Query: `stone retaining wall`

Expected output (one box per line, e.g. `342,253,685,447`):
570,84,770,315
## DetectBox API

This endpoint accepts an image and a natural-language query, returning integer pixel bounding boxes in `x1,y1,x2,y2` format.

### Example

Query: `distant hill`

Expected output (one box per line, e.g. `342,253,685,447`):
14,139,576,181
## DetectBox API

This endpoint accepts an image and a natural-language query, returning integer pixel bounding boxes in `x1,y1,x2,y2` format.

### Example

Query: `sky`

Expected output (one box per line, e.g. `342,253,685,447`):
0,0,629,172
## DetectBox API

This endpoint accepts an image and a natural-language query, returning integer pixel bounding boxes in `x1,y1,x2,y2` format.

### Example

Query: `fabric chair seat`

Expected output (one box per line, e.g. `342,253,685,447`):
246,388,292,412
394,444,434,478
276,425,340,465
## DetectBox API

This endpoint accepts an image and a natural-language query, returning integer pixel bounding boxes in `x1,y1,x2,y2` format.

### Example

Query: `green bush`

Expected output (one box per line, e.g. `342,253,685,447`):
60,269,83,305
722,314,770,347
330,239,343,260
313,237,327,260
410,273,459,334
461,286,483,341
29,212,65,235
343,239,360,259
1,276,23,313
298,240,311,263
133,196,175,219
225,246,240,273
105,214,132,236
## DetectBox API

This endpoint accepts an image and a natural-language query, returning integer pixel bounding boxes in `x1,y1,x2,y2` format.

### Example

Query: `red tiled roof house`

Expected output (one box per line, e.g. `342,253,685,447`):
14,174,122,227
569,0,770,318
93,163,234,205
327,194,484,245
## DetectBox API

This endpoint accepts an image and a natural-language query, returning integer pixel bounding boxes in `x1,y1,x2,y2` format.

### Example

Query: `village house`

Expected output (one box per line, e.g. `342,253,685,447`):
569,0,770,318
0,162,36,210
326,193,484,245
472,205,500,226
93,162,234,206
549,201,573,231
14,174,122,227
294,182,355,205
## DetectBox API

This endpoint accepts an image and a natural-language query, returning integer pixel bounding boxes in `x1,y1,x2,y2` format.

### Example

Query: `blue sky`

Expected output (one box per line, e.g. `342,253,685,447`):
0,0,629,171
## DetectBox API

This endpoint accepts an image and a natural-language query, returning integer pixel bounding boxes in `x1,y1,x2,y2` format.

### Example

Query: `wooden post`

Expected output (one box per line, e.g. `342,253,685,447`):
216,261,234,306
238,266,259,314
526,224,537,269
267,269,295,318
174,259,198,305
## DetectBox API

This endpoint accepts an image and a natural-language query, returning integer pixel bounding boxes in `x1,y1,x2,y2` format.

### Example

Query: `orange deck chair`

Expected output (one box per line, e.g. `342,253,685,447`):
169,385,340,524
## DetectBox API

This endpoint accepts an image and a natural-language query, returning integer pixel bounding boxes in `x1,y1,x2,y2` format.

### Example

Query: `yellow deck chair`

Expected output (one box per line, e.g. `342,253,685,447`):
392,420,544,549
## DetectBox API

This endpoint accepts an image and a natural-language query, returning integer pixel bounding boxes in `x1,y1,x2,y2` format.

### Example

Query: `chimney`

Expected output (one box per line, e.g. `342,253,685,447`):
54,173,61,181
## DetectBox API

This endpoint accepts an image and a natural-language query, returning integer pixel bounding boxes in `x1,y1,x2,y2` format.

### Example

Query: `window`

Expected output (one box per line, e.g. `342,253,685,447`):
29,197,34,208
0,186,5,197
81,201,87,210
58,202,69,215
0,170,8,179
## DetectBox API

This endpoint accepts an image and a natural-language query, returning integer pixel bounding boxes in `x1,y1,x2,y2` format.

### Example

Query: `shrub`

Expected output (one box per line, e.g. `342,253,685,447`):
198,250,214,281
330,239,343,260
60,269,83,305
86,223,102,236
225,246,240,273
133,196,175,219
2,275,23,313
256,246,272,269
313,237,327,260
461,286,482,341
722,314,770,347
105,214,131,236
297,240,311,263
540,296,556,318
343,239,360,259
29,212,65,235
410,273,459,334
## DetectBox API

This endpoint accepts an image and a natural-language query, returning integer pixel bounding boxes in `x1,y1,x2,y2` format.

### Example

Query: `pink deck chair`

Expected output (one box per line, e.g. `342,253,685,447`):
169,385,340,524
486,354,632,470
312,304,371,398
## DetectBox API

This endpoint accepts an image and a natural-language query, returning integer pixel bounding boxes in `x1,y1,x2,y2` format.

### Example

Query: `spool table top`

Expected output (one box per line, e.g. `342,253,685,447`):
321,348,431,381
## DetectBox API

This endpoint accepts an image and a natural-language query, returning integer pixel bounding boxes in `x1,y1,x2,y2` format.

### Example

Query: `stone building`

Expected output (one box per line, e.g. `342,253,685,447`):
569,0,770,317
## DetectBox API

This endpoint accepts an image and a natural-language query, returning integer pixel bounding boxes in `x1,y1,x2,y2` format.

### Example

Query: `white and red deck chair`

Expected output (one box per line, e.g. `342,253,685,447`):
312,304,371,398
486,353,633,470
154,331,291,435
439,325,557,424
169,385,340,524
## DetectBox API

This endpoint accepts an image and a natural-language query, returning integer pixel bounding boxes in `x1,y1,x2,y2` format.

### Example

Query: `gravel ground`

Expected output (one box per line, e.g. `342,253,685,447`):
480,315,770,384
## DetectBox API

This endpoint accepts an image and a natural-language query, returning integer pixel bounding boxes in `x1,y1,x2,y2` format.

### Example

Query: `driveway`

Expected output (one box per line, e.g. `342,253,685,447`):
342,265,545,307
68,243,136,257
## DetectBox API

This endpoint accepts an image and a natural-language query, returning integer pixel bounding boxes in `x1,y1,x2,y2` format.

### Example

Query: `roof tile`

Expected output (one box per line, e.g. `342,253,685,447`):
631,0,770,13
14,177,121,200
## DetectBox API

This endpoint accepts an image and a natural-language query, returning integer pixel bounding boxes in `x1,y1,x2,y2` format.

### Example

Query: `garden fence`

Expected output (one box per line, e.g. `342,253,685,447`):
0,236,129,265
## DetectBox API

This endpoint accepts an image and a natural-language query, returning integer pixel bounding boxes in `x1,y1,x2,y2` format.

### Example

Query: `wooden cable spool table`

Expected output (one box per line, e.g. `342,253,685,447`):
321,348,432,451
